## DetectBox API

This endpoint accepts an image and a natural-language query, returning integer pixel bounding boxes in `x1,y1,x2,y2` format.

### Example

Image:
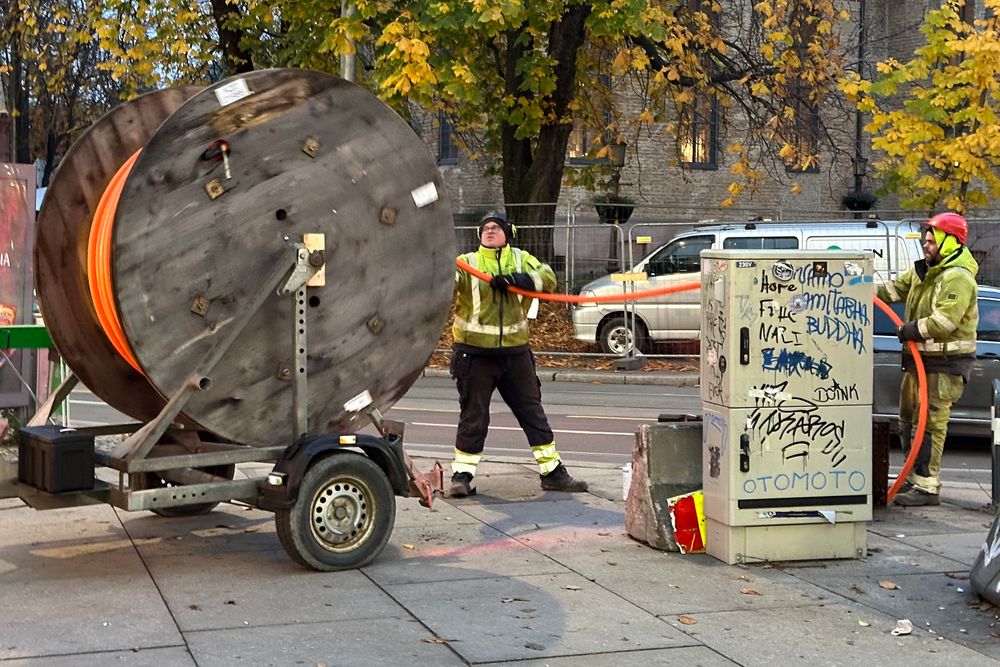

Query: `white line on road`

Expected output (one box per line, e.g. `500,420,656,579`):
409,421,633,436
403,442,628,459
564,415,657,421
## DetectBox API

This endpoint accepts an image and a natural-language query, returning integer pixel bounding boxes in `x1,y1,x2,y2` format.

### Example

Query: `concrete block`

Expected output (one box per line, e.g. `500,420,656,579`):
625,421,702,551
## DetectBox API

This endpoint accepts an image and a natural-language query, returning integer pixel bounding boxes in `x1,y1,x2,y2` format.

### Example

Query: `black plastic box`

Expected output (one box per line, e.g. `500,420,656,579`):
17,426,95,493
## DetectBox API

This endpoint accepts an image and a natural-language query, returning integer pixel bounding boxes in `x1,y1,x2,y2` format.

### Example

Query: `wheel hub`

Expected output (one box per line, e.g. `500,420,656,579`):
310,480,371,550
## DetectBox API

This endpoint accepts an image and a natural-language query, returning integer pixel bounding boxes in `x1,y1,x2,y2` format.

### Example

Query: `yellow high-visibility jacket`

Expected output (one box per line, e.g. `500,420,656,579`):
453,245,556,350
877,246,979,362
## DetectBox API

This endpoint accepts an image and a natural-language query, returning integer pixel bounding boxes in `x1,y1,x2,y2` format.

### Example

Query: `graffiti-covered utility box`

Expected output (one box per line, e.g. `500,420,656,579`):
700,250,873,564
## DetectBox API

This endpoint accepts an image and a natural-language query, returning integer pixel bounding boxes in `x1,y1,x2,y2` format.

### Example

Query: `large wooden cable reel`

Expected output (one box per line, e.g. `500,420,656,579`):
35,69,455,446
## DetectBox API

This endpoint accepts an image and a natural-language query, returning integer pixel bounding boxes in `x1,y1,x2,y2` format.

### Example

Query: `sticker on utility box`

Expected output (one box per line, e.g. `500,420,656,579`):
736,260,756,268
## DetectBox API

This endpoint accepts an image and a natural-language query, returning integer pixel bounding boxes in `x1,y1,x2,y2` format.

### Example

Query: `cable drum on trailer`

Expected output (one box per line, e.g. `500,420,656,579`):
35,69,455,446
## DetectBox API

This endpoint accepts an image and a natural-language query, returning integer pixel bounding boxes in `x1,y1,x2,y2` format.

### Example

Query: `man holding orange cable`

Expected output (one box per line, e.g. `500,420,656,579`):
877,212,979,507
448,211,588,497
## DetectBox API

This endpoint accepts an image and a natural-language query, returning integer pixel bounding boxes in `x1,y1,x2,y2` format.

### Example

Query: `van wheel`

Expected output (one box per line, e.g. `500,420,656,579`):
599,317,648,355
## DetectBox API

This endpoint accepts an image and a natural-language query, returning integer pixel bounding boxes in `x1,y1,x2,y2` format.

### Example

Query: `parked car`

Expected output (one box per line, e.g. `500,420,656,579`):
872,285,1000,439
572,219,924,354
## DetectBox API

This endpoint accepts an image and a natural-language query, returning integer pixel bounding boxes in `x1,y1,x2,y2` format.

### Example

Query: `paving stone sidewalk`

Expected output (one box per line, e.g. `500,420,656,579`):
1,454,998,666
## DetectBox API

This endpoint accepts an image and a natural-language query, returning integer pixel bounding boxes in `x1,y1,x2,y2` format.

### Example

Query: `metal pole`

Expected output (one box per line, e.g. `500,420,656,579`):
852,0,867,196
340,1,357,83
992,379,1000,509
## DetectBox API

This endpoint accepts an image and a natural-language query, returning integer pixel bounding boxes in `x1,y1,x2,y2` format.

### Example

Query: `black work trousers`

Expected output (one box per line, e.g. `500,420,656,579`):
451,347,554,455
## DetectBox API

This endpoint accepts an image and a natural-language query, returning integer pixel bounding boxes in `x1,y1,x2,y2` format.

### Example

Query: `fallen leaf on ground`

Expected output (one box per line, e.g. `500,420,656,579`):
740,587,762,596
525,642,545,651
677,615,697,625
563,585,582,591
501,597,529,603
403,544,416,550
858,620,871,627
851,585,865,595
422,637,450,644
878,580,900,590
890,619,913,636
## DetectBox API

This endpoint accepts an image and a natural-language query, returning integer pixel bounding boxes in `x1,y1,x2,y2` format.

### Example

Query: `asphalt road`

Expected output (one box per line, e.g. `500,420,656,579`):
64,375,995,495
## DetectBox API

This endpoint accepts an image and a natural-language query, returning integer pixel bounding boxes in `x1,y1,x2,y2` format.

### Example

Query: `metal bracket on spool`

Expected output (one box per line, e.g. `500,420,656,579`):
112,246,307,467
26,373,80,428
280,245,324,441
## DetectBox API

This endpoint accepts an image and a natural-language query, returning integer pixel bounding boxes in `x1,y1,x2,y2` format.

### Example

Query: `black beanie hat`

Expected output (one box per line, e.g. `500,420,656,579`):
478,211,513,242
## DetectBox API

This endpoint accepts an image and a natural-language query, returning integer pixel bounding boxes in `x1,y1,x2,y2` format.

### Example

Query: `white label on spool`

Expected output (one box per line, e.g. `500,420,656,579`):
411,182,439,208
215,78,252,107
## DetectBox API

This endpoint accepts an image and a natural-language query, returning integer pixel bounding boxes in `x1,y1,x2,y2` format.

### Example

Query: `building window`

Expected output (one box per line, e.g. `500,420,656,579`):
438,113,458,165
680,95,717,169
568,73,612,164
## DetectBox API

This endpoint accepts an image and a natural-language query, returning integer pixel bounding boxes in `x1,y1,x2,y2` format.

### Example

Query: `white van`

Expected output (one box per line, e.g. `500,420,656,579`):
572,219,925,354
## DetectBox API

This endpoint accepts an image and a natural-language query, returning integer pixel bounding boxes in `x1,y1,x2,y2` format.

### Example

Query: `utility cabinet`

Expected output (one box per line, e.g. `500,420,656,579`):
700,250,874,564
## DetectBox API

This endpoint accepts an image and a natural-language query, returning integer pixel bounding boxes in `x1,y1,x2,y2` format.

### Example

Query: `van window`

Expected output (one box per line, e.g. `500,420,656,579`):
647,235,714,276
723,237,798,250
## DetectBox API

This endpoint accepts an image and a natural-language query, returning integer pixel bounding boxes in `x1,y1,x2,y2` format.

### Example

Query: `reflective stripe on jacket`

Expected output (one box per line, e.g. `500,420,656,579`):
876,246,979,362
453,245,556,349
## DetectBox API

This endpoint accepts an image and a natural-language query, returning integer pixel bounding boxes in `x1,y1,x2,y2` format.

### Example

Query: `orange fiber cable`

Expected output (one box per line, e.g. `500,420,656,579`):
455,258,701,303
87,149,142,373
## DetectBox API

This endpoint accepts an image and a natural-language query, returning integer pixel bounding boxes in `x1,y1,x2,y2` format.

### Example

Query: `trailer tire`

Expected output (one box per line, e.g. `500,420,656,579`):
133,464,236,517
275,452,395,571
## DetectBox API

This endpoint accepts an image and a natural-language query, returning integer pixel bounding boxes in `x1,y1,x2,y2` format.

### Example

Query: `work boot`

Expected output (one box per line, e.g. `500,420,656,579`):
449,472,475,498
540,463,588,492
893,487,940,507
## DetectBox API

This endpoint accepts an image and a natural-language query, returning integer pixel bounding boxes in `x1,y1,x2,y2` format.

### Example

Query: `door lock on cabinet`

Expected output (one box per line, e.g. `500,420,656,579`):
739,434,751,473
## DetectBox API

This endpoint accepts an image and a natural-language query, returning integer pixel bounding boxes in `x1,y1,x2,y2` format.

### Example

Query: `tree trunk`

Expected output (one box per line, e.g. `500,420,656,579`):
499,4,590,264
211,0,254,74
10,32,30,164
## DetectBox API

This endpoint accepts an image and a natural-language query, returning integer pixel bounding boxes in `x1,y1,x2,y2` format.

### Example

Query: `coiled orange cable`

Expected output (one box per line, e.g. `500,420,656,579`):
87,149,142,373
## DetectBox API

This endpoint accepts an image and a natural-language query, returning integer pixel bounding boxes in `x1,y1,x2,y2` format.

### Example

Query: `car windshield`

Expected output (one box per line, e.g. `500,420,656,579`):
645,235,714,275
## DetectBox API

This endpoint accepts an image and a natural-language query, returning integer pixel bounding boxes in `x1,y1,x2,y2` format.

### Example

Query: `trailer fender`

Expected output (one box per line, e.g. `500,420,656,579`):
258,433,409,511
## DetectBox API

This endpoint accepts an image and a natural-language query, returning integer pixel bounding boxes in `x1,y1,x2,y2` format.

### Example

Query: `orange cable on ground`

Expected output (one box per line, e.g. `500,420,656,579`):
87,149,142,373
874,297,928,503
455,258,701,303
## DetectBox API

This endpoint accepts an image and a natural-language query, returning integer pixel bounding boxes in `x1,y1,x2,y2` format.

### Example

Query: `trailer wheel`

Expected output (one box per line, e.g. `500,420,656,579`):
275,452,395,571
133,464,236,517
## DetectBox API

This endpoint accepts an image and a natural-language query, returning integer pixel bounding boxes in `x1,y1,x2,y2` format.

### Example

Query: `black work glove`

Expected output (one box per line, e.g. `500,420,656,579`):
897,321,923,342
489,274,509,292
507,272,534,291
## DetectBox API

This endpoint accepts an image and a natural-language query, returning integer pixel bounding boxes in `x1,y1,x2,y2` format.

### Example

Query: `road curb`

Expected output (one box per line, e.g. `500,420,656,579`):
423,366,699,387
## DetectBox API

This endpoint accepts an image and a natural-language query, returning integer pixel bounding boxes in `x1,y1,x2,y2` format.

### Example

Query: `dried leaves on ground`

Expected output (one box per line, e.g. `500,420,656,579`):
429,301,698,373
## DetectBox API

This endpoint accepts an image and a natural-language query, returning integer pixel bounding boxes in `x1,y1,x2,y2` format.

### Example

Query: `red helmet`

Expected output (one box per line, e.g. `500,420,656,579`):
927,212,968,244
